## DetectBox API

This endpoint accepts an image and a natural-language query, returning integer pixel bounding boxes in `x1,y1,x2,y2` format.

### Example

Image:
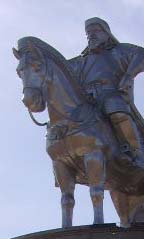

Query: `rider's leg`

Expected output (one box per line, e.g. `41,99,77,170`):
84,150,105,224
109,112,141,154
53,160,75,228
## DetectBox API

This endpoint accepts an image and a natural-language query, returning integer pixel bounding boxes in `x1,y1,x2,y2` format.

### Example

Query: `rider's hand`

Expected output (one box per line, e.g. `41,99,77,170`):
118,73,132,93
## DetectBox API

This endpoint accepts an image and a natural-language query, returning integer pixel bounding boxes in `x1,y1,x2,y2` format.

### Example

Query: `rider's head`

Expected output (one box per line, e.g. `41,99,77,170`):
85,17,119,51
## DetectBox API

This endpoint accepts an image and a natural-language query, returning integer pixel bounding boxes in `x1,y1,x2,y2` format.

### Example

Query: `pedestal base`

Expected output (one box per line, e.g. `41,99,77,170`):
12,223,144,239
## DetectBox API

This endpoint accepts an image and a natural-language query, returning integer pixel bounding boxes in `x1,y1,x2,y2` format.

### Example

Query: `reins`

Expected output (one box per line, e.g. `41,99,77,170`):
28,109,49,127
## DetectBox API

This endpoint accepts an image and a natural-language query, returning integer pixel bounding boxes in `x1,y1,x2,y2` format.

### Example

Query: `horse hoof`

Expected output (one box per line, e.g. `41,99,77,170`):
120,222,131,228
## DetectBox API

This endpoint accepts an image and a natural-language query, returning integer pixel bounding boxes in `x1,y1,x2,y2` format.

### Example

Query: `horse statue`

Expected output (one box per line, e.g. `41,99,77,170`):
13,36,144,228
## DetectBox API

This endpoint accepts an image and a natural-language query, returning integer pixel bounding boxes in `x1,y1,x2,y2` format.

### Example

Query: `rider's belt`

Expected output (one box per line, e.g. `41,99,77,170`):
84,80,116,99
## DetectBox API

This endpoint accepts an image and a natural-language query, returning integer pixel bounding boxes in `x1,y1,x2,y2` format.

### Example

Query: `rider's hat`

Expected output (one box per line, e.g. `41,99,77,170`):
85,17,119,44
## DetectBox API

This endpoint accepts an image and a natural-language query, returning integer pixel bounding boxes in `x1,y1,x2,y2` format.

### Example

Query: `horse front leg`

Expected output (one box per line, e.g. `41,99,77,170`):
52,160,75,228
84,150,105,224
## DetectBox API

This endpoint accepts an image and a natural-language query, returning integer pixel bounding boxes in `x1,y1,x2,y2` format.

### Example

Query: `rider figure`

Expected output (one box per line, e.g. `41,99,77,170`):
69,17,144,163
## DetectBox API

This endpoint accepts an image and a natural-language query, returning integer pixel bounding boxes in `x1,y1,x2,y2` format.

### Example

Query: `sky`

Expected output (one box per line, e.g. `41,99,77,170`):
1,0,144,238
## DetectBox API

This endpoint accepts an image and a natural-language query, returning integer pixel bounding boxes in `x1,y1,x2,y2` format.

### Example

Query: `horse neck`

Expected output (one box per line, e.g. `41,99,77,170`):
48,106,66,126
45,57,82,124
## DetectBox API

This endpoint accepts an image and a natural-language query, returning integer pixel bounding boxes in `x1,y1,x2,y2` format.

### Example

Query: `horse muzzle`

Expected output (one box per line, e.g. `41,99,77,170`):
22,88,46,112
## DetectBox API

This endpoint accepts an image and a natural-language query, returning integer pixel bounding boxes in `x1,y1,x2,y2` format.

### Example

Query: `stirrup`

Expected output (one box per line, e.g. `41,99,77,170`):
120,143,130,154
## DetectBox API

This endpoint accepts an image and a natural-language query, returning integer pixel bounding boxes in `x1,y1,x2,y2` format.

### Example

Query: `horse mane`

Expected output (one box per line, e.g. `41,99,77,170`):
18,36,67,65
18,36,84,101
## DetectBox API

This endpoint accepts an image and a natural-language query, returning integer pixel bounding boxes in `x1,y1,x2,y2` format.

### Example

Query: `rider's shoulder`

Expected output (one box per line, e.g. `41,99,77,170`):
116,42,144,52
68,55,85,69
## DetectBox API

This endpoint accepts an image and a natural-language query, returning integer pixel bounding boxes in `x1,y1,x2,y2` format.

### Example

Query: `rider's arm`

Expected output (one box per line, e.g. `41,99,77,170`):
118,44,144,91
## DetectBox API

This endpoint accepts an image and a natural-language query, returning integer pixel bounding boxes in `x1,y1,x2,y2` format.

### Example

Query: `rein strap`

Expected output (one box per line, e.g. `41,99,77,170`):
28,109,50,127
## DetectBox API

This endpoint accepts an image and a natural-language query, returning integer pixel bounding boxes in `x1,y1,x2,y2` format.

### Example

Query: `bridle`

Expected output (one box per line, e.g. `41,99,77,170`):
22,49,84,129
24,85,50,128
22,52,50,128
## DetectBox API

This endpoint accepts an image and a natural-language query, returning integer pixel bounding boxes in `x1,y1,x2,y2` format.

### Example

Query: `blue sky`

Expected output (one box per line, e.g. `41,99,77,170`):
1,0,144,238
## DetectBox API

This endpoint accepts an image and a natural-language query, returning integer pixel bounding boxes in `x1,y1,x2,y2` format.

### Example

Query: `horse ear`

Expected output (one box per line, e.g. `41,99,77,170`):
27,41,42,60
12,48,21,60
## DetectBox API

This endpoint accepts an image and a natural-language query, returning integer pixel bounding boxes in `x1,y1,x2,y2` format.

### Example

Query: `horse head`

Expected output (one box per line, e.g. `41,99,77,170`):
13,37,47,112
14,36,86,123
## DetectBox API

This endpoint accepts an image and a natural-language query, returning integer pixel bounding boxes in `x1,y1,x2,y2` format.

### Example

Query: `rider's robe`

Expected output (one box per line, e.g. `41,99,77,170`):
69,43,144,138
68,43,144,194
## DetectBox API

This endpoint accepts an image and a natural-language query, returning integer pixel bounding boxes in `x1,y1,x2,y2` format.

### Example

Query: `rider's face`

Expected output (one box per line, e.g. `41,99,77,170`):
86,24,109,50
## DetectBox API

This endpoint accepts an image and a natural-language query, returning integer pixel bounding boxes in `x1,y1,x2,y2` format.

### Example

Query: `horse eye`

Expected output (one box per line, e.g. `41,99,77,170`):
31,62,42,72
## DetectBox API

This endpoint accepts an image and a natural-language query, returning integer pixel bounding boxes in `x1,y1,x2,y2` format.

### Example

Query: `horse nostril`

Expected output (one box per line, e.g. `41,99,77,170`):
22,95,33,107
21,88,42,110
21,94,25,103
22,94,27,105
22,97,27,106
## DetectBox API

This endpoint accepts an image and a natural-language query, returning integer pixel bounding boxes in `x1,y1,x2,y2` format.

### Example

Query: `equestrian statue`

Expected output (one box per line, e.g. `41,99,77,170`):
13,17,144,228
